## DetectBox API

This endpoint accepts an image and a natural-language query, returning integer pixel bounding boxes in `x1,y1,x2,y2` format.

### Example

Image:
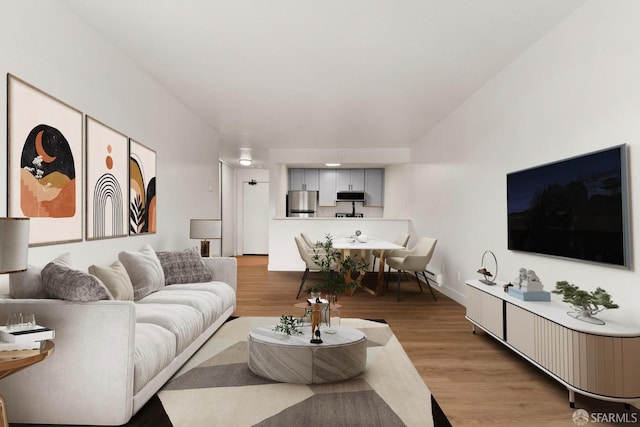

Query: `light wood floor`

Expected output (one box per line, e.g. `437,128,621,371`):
233,255,639,426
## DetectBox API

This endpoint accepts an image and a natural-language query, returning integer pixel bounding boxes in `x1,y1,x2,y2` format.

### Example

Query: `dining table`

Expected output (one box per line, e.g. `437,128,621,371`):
332,236,405,296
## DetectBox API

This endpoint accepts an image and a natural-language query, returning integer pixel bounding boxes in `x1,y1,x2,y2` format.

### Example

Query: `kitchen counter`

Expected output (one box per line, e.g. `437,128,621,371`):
268,217,411,271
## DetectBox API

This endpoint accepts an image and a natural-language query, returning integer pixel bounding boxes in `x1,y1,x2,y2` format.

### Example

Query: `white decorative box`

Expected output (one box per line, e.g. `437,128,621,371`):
508,287,551,301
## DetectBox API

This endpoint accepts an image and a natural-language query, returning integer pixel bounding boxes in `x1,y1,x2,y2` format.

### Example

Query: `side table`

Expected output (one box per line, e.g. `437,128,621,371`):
0,340,54,427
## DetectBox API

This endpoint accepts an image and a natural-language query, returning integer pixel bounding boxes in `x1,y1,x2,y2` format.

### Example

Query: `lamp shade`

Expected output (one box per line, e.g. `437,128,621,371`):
0,217,30,274
190,219,222,239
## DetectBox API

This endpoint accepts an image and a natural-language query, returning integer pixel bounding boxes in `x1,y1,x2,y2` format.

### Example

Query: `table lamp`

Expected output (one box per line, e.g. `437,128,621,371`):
0,217,30,274
190,219,221,257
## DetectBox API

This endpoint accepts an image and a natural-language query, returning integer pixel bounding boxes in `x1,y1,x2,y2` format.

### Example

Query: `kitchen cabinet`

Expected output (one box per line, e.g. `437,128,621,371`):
364,169,384,206
318,169,337,206
290,168,385,207
289,168,319,191
336,169,365,192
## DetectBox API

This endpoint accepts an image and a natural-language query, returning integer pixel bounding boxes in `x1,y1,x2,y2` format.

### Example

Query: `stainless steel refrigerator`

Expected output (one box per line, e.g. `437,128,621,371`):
287,190,319,217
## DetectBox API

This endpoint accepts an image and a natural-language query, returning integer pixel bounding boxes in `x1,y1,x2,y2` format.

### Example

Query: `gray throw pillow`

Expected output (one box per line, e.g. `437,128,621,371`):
42,263,113,302
118,244,165,300
155,247,213,285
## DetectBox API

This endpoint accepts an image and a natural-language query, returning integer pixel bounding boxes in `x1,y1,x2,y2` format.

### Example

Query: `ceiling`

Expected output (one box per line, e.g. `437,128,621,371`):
63,0,583,168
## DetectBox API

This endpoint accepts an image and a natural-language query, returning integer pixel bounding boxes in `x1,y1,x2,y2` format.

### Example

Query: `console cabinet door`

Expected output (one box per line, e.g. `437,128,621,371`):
466,286,503,339
506,303,535,359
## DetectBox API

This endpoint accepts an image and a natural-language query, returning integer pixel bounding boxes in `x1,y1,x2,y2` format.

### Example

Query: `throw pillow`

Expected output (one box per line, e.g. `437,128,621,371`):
9,265,46,299
42,263,113,302
118,244,165,300
9,252,75,299
88,260,135,301
155,247,213,285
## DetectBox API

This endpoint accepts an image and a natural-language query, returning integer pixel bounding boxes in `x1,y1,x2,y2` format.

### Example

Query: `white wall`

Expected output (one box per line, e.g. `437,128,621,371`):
410,0,640,323
0,1,220,284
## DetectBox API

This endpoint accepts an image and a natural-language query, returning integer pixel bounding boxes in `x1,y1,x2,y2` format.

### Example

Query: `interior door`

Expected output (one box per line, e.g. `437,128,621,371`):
243,181,269,255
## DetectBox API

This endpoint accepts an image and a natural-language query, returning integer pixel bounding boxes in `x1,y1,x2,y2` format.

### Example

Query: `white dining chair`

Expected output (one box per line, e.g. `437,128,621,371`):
371,233,410,272
294,236,322,299
384,237,437,301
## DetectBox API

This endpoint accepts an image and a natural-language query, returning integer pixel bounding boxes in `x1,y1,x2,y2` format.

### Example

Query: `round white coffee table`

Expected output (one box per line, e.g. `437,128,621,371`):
248,325,366,384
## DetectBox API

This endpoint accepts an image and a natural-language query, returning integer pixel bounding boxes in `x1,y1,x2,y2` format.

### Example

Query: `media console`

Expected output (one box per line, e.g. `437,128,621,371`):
465,280,640,408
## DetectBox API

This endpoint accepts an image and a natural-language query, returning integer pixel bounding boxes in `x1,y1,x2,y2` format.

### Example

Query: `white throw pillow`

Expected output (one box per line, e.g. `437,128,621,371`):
88,260,135,301
9,252,74,299
118,244,165,300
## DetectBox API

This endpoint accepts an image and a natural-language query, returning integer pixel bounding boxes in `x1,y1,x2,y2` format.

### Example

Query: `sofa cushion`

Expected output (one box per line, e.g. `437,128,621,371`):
135,303,204,354
42,263,113,302
118,244,165,300
88,260,135,301
155,247,212,285
9,253,74,299
138,289,223,327
164,282,235,313
134,323,176,395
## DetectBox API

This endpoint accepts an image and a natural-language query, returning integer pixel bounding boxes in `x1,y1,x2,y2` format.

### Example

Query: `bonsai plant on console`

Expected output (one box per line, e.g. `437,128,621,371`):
552,280,619,325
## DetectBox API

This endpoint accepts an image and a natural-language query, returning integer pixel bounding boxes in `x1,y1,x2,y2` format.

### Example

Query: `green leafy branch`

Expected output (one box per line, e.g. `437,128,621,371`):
552,281,619,314
273,315,304,336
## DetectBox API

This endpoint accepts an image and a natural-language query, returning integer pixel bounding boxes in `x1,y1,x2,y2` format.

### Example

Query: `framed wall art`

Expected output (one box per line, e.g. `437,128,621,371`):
129,139,156,235
7,74,83,246
85,116,129,240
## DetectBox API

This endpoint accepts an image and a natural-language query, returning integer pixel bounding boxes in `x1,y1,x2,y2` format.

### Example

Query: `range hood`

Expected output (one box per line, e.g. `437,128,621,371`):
336,191,366,202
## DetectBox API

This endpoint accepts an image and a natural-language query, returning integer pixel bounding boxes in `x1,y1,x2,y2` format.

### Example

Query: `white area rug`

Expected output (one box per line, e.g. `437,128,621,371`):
158,317,434,427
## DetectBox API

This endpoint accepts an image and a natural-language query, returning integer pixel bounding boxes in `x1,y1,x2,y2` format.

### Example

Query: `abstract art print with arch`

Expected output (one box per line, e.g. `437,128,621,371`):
129,139,156,235
7,74,83,246
85,116,128,240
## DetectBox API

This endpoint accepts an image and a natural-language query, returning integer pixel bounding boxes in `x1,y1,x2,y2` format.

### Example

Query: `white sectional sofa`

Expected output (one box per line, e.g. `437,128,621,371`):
0,246,237,426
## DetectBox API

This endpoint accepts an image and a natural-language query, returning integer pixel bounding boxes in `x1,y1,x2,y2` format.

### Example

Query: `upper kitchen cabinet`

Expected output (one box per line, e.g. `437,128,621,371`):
318,169,337,206
336,169,365,192
289,168,319,191
365,169,384,206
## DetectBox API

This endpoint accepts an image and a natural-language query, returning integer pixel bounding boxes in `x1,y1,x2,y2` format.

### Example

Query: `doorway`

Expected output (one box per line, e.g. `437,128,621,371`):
242,180,269,255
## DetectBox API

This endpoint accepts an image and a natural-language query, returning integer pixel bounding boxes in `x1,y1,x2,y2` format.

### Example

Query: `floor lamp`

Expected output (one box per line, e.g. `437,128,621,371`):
190,219,222,257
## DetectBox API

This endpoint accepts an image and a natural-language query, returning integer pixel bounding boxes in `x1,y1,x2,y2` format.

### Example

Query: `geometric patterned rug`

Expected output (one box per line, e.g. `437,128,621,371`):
157,317,435,426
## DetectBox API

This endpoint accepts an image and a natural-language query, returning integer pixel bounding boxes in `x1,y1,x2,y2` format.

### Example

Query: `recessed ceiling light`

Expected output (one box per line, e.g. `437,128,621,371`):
325,163,341,167
239,159,252,166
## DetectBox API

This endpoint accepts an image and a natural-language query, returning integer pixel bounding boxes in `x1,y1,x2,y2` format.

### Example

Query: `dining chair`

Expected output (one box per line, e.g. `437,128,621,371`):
300,232,321,249
294,236,322,299
371,233,410,272
384,237,438,301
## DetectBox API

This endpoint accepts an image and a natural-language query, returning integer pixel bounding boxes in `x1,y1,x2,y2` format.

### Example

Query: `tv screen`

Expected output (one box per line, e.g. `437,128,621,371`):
507,145,630,268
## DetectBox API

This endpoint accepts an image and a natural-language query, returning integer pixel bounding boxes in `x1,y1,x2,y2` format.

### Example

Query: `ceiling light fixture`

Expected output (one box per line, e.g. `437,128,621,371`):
239,159,252,166
325,163,341,167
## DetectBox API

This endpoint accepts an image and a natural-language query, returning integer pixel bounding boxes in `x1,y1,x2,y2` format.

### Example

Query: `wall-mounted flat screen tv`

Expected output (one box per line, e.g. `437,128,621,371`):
507,144,630,268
